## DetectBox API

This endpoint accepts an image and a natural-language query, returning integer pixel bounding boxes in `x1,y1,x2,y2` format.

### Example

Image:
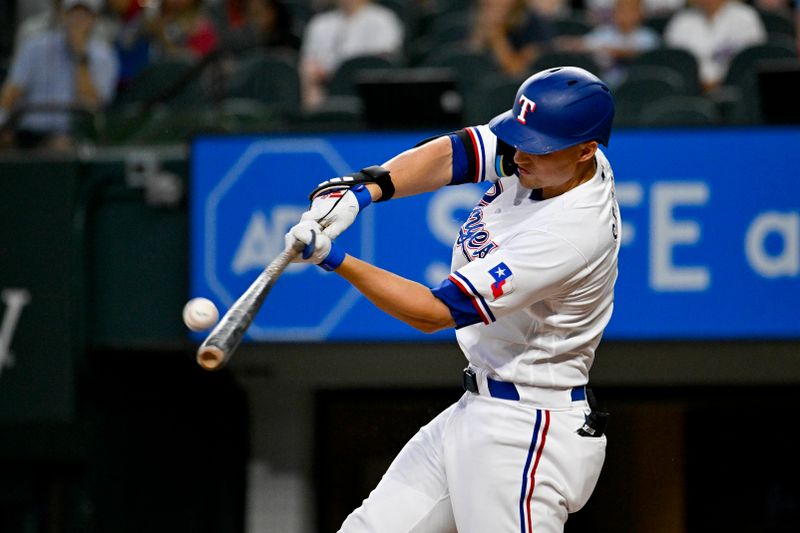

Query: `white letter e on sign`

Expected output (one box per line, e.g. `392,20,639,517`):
516,95,536,124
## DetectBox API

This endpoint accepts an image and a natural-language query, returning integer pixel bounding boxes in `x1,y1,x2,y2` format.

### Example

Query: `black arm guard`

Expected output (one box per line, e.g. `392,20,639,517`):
308,165,395,203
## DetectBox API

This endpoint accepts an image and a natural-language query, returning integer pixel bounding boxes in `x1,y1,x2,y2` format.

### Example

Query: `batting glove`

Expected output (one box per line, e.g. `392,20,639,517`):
285,220,346,271
301,184,372,240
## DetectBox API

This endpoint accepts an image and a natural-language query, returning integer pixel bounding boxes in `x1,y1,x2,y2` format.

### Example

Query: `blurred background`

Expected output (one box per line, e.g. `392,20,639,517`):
1,0,799,532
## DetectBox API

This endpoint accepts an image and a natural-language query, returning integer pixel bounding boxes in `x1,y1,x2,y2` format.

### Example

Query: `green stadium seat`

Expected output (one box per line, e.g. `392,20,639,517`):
299,95,364,131
642,14,671,36
465,75,524,125
327,55,399,97
112,58,196,108
225,51,301,117
639,95,721,126
721,42,797,124
531,52,600,78
422,45,497,90
631,48,701,94
723,42,797,89
553,13,593,37
757,9,796,41
614,77,685,126
623,64,692,94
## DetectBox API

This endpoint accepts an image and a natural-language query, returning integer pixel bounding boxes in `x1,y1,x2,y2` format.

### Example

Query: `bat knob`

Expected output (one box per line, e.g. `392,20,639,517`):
197,345,226,371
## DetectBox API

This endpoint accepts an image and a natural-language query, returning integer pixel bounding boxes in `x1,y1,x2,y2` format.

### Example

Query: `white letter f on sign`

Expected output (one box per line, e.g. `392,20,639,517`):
516,95,536,124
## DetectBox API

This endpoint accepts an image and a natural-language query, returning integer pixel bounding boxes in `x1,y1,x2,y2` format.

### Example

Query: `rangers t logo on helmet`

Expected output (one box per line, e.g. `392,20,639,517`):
516,95,536,124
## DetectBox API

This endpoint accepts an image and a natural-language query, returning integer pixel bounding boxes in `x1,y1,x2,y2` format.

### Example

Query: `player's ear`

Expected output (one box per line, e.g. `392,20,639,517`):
577,141,598,162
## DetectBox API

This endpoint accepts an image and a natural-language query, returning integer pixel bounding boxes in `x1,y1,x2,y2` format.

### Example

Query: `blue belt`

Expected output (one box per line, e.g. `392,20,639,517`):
463,368,586,402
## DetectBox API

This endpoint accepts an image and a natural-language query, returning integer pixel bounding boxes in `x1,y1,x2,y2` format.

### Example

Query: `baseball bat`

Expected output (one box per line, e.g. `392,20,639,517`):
196,239,307,371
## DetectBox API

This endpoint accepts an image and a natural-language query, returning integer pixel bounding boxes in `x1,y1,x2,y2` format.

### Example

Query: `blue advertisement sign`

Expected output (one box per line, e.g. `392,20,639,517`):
190,128,800,341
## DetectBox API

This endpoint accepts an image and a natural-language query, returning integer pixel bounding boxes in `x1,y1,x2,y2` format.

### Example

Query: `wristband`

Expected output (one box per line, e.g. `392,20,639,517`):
350,184,372,210
319,241,346,271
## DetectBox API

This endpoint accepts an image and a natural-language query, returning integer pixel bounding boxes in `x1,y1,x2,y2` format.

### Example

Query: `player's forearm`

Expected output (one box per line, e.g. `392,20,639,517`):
335,254,455,333
364,136,453,201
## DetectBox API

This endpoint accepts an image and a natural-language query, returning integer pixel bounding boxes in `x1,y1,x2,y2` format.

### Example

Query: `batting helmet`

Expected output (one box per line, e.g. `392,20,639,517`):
488,66,614,155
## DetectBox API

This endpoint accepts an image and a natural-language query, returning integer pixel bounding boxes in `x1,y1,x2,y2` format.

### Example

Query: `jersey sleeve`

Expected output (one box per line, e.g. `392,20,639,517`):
448,125,517,186
435,230,589,326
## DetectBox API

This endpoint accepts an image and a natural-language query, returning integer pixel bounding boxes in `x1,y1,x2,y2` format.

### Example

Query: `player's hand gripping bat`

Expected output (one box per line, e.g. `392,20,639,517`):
196,182,363,371
196,238,307,371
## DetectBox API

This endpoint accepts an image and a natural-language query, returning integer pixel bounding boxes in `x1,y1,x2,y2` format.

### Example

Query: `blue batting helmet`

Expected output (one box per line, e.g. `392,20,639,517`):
488,66,614,155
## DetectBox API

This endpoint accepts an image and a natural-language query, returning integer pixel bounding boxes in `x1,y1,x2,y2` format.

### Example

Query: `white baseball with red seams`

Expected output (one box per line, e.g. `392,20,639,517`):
182,297,219,332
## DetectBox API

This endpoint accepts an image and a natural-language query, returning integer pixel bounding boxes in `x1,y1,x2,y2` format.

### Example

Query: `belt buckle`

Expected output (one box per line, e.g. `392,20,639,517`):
462,367,479,393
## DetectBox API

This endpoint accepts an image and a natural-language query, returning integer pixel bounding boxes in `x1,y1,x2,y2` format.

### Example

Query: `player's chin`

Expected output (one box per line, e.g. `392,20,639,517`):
516,168,537,188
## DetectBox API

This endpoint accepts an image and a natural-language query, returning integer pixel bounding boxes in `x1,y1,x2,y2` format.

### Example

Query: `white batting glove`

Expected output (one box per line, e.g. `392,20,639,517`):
301,184,372,240
285,220,346,271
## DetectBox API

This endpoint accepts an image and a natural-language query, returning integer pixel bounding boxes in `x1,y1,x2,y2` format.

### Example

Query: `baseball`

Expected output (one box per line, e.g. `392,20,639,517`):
182,297,219,332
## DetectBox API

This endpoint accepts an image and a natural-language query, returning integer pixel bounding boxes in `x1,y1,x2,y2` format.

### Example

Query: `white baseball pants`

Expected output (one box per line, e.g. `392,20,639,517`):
338,391,606,533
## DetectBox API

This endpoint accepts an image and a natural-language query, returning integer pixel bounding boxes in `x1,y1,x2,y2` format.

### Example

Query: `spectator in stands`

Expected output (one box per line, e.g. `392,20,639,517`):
527,0,570,20
470,0,555,77
560,0,660,86
754,0,793,16
145,0,220,60
585,0,684,25
212,0,248,30
220,0,301,52
0,0,119,150
16,0,117,49
108,0,152,91
300,0,404,110
664,0,767,91
14,0,62,49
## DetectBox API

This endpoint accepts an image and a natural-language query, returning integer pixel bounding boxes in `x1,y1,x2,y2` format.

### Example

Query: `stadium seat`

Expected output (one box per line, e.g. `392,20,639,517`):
642,14,671,36
425,11,471,45
623,64,692,94
282,0,313,36
723,42,797,89
631,48,702,94
421,45,497,89
225,51,301,117
299,95,364,131
327,55,399,97
465,75,524,124
639,95,721,126
112,58,196,108
720,42,797,124
757,9,796,41
531,52,600,77
614,77,685,126
553,13,593,37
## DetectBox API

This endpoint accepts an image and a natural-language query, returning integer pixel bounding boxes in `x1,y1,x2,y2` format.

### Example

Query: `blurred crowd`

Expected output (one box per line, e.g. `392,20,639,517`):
0,0,798,150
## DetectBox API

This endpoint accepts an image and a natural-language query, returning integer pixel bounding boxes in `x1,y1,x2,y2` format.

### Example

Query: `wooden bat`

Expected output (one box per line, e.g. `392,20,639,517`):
196,239,307,371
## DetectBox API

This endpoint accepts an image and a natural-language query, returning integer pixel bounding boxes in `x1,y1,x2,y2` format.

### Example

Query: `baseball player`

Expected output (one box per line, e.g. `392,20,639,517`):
287,66,618,533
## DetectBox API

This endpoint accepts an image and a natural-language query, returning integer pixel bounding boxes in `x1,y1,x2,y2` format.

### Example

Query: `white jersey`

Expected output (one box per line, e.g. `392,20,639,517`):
442,125,620,390
339,123,615,533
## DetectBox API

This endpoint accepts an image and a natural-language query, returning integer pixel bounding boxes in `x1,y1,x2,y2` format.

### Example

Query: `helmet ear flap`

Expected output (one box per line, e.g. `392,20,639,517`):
495,139,518,177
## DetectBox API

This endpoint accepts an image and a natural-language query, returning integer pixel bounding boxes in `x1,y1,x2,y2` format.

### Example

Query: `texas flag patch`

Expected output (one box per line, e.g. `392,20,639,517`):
488,262,514,300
